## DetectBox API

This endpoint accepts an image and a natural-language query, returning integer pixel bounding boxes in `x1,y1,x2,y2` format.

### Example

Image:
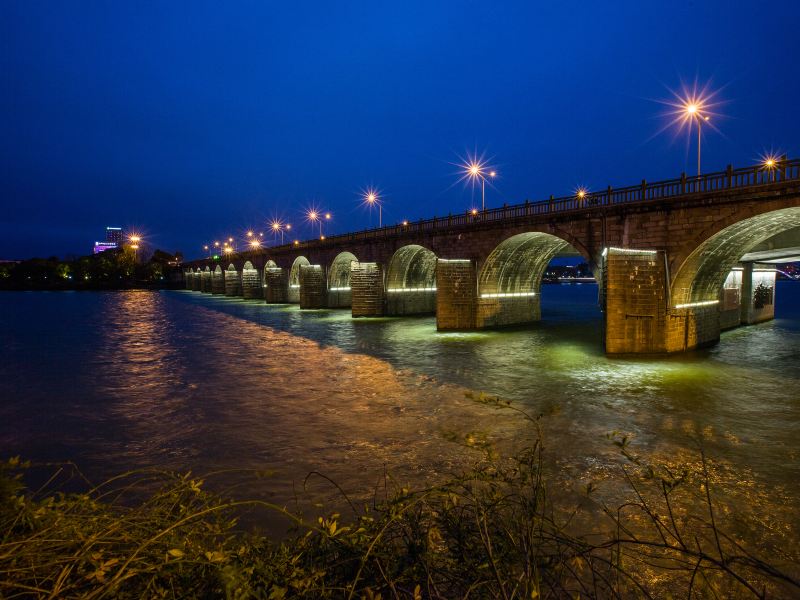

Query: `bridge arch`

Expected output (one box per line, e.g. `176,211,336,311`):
288,256,310,303
328,252,358,289
670,206,800,308
478,232,590,295
386,245,438,315
262,259,278,281
327,252,357,308
475,232,593,327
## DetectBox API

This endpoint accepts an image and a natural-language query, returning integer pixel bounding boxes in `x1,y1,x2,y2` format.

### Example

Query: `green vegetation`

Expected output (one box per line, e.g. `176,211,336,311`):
752,282,774,309
2,400,798,598
0,249,182,290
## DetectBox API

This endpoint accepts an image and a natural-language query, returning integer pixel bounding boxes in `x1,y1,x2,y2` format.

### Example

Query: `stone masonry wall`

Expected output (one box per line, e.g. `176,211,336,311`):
351,262,385,317
605,250,669,353
386,290,436,315
241,269,261,299
265,268,288,303
476,296,540,328
224,270,241,297
436,260,477,330
211,272,225,294
299,265,327,309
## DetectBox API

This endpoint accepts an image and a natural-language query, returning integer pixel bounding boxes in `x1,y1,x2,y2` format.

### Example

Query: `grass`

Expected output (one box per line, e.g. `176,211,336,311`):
1,397,798,599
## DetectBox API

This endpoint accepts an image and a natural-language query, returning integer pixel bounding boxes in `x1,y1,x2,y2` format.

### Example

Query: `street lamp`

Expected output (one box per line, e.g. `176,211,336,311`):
306,210,320,237
249,239,261,250
464,161,497,211
128,234,141,261
683,102,710,176
271,220,287,244
363,189,382,228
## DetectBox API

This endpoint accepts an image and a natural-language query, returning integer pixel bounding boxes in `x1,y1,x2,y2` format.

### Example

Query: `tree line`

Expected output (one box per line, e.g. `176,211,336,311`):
0,247,183,290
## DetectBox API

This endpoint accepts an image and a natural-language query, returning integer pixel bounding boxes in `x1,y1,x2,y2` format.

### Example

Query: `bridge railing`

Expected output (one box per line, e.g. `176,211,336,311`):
231,158,800,256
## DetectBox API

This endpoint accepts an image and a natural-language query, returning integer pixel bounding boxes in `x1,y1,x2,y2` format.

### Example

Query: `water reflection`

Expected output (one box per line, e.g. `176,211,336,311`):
0,285,798,546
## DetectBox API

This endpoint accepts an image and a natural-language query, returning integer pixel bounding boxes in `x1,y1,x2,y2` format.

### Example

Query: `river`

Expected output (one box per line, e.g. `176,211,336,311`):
1,283,798,551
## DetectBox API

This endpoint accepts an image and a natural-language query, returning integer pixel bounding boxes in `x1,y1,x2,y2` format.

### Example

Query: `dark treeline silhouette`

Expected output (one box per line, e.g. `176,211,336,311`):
0,248,183,290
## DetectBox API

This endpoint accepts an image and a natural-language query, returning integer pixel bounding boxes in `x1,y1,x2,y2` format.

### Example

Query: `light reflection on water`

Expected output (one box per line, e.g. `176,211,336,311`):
0,285,798,536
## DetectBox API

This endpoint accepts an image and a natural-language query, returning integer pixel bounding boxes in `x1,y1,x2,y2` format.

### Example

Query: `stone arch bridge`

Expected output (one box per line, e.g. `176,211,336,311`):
185,159,800,354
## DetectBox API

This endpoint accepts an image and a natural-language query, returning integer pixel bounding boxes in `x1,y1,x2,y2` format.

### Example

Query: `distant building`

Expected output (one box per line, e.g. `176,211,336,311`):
92,227,124,254
93,242,118,254
106,227,123,245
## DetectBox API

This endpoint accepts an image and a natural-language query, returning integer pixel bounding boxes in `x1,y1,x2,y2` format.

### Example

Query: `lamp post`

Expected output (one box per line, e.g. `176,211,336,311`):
271,220,287,244
364,190,381,228
685,103,710,176
129,234,141,262
307,210,320,237
465,162,497,211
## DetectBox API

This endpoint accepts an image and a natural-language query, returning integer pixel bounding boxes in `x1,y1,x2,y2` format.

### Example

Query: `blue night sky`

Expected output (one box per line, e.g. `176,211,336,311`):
2,1,799,259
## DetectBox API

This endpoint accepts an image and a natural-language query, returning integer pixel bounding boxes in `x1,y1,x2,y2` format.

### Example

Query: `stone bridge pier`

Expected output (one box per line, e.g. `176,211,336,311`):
183,160,800,355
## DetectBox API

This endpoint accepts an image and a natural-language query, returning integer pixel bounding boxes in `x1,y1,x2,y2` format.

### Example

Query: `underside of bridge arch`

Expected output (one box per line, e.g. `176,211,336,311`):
386,245,438,315
663,207,800,350
211,264,225,294
671,207,800,306
241,260,261,299
288,256,309,303
327,252,357,308
224,263,242,297
606,206,800,354
475,232,580,328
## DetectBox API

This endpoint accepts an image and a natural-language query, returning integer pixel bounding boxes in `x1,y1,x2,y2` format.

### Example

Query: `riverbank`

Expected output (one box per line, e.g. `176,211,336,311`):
3,427,798,598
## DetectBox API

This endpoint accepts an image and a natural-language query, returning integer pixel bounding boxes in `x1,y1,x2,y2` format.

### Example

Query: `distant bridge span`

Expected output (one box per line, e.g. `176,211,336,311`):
185,159,800,354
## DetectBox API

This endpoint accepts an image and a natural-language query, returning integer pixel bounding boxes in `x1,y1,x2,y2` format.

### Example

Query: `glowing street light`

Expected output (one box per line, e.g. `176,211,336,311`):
128,233,142,261
462,159,498,211
249,239,261,249
761,153,783,182
657,82,722,176
306,209,322,237
362,188,382,228
683,101,710,176
270,219,288,244
246,231,253,237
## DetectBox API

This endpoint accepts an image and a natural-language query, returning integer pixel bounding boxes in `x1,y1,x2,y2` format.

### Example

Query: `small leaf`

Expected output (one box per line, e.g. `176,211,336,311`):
167,548,184,559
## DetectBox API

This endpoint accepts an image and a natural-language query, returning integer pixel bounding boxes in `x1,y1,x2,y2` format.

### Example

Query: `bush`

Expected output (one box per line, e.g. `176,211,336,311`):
2,401,798,598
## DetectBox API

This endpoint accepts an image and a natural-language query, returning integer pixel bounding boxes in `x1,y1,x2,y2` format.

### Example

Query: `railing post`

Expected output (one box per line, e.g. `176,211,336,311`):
607,185,612,205
641,179,647,201
681,172,686,194
549,194,554,212
781,153,788,181
726,164,733,188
